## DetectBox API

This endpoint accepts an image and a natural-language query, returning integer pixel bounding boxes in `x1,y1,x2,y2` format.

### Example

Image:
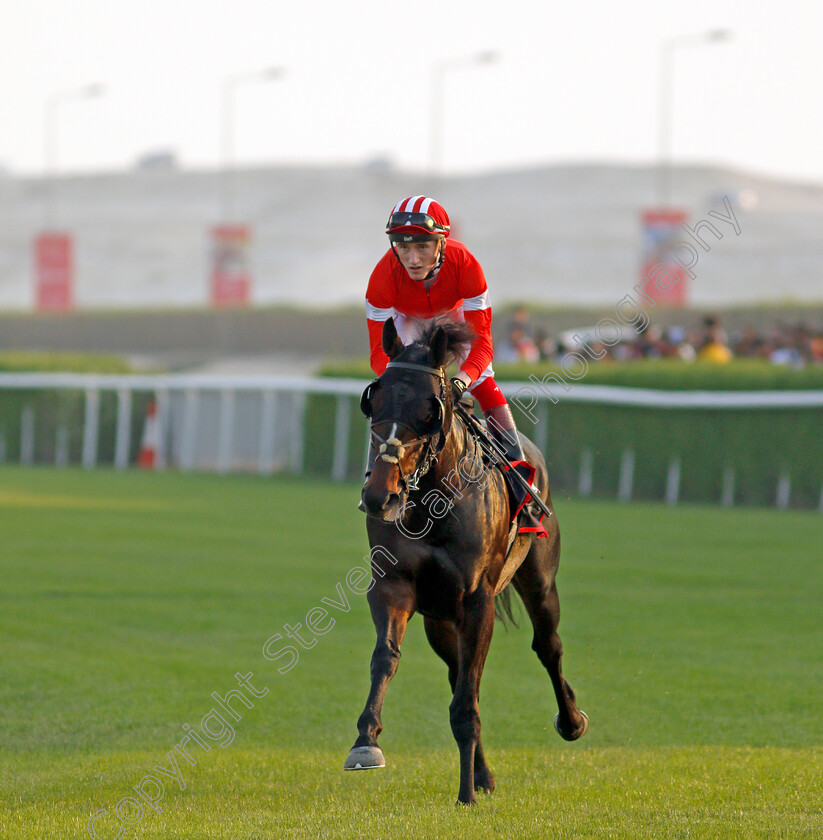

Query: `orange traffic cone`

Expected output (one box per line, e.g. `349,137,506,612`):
137,400,159,469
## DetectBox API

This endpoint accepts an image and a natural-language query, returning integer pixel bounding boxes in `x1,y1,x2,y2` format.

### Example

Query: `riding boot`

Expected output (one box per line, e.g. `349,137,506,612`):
483,404,548,538
357,436,377,512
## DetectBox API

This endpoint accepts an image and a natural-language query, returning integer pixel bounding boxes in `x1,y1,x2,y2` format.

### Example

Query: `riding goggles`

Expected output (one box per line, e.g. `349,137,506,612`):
386,212,448,234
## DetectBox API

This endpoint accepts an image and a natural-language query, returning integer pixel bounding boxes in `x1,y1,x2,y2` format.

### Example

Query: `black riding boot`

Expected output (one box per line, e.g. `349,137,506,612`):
483,404,548,537
357,437,377,512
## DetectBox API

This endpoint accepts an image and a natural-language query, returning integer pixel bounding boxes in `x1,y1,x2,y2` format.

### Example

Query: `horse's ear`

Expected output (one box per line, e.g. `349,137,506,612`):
382,318,404,359
430,326,448,369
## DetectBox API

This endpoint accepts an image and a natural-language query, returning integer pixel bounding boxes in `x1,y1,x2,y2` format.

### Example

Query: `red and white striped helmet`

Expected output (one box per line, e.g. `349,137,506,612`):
386,196,451,242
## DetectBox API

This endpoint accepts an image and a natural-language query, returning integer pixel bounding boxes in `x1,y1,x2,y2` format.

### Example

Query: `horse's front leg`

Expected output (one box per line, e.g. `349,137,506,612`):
450,585,495,805
424,616,495,794
345,578,414,771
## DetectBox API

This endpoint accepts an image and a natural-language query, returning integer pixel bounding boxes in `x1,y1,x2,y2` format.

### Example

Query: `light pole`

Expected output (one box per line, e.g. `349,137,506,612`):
430,51,498,176
44,82,105,227
221,66,285,222
657,29,731,206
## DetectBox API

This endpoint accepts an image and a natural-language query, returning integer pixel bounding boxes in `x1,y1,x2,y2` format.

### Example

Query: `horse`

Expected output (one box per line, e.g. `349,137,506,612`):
345,318,588,805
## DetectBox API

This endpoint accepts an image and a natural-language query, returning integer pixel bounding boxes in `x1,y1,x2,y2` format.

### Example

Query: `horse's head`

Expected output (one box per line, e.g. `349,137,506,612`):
359,318,473,521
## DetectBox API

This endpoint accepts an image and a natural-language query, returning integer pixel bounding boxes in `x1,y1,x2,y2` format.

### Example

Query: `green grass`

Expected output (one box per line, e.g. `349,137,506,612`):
0,468,821,839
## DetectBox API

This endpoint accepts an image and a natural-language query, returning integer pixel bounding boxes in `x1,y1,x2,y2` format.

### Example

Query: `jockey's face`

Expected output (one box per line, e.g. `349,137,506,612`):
394,240,440,281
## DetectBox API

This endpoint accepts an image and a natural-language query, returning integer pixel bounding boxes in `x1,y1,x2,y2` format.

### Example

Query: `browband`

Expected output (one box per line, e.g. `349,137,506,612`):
385,361,445,380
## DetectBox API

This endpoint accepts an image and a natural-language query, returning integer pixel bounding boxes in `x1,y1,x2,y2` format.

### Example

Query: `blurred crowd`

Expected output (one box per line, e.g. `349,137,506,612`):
495,307,823,367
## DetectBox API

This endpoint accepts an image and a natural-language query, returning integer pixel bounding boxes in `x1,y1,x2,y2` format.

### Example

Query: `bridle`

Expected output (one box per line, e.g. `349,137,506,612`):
360,360,449,493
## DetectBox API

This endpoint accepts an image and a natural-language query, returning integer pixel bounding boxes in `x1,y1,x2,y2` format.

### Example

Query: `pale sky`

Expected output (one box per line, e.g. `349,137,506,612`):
2,0,822,184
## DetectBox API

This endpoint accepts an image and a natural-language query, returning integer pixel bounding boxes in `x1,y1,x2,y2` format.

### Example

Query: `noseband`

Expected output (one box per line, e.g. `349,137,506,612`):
362,360,449,493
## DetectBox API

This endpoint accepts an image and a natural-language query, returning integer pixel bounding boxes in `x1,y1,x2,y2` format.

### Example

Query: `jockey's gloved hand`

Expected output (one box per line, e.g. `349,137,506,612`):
450,375,469,403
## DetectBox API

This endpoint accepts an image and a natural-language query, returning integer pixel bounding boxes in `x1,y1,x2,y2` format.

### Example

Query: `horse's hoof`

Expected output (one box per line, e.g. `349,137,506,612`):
343,745,386,771
474,771,495,794
554,710,589,741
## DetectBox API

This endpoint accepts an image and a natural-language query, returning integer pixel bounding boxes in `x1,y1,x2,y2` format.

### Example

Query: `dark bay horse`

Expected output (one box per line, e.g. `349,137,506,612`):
345,318,588,805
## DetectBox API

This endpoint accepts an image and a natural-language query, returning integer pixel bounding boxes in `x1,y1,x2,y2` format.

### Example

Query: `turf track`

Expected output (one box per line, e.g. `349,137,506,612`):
0,467,820,839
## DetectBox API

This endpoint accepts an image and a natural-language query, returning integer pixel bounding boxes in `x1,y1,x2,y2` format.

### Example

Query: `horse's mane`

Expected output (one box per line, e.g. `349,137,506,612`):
415,318,476,369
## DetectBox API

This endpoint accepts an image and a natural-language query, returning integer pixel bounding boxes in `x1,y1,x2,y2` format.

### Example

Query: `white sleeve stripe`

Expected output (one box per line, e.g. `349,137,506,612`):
366,301,396,321
462,291,490,311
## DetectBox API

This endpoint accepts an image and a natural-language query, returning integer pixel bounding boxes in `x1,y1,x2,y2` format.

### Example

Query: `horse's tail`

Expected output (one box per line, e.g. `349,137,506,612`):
494,587,520,629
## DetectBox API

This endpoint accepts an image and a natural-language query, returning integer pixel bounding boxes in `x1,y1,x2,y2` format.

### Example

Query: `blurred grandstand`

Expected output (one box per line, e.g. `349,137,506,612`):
1,161,823,312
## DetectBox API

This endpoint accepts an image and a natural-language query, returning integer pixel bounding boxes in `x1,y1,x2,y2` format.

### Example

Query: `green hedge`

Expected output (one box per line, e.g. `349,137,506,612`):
0,351,133,374
0,352,150,467
320,358,823,391
510,402,822,509
303,394,368,480
314,358,823,510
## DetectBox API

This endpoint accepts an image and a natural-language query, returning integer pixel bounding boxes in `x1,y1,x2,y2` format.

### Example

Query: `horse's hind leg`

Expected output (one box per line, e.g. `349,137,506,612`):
345,579,414,771
513,541,588,741
423,616,495,794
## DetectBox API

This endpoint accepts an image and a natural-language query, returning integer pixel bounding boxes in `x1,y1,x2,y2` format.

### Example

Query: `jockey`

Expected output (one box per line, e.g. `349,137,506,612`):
363,195,546,536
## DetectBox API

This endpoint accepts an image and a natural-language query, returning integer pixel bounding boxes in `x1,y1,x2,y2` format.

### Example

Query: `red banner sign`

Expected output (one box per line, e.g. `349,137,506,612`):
640,209,689,307
35,232,74,312
211,225,252,307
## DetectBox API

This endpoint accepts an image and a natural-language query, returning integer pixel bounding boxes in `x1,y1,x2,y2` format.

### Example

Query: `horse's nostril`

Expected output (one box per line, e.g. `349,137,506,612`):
361,488,380,511
361,484,401,517
362,484,389,513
